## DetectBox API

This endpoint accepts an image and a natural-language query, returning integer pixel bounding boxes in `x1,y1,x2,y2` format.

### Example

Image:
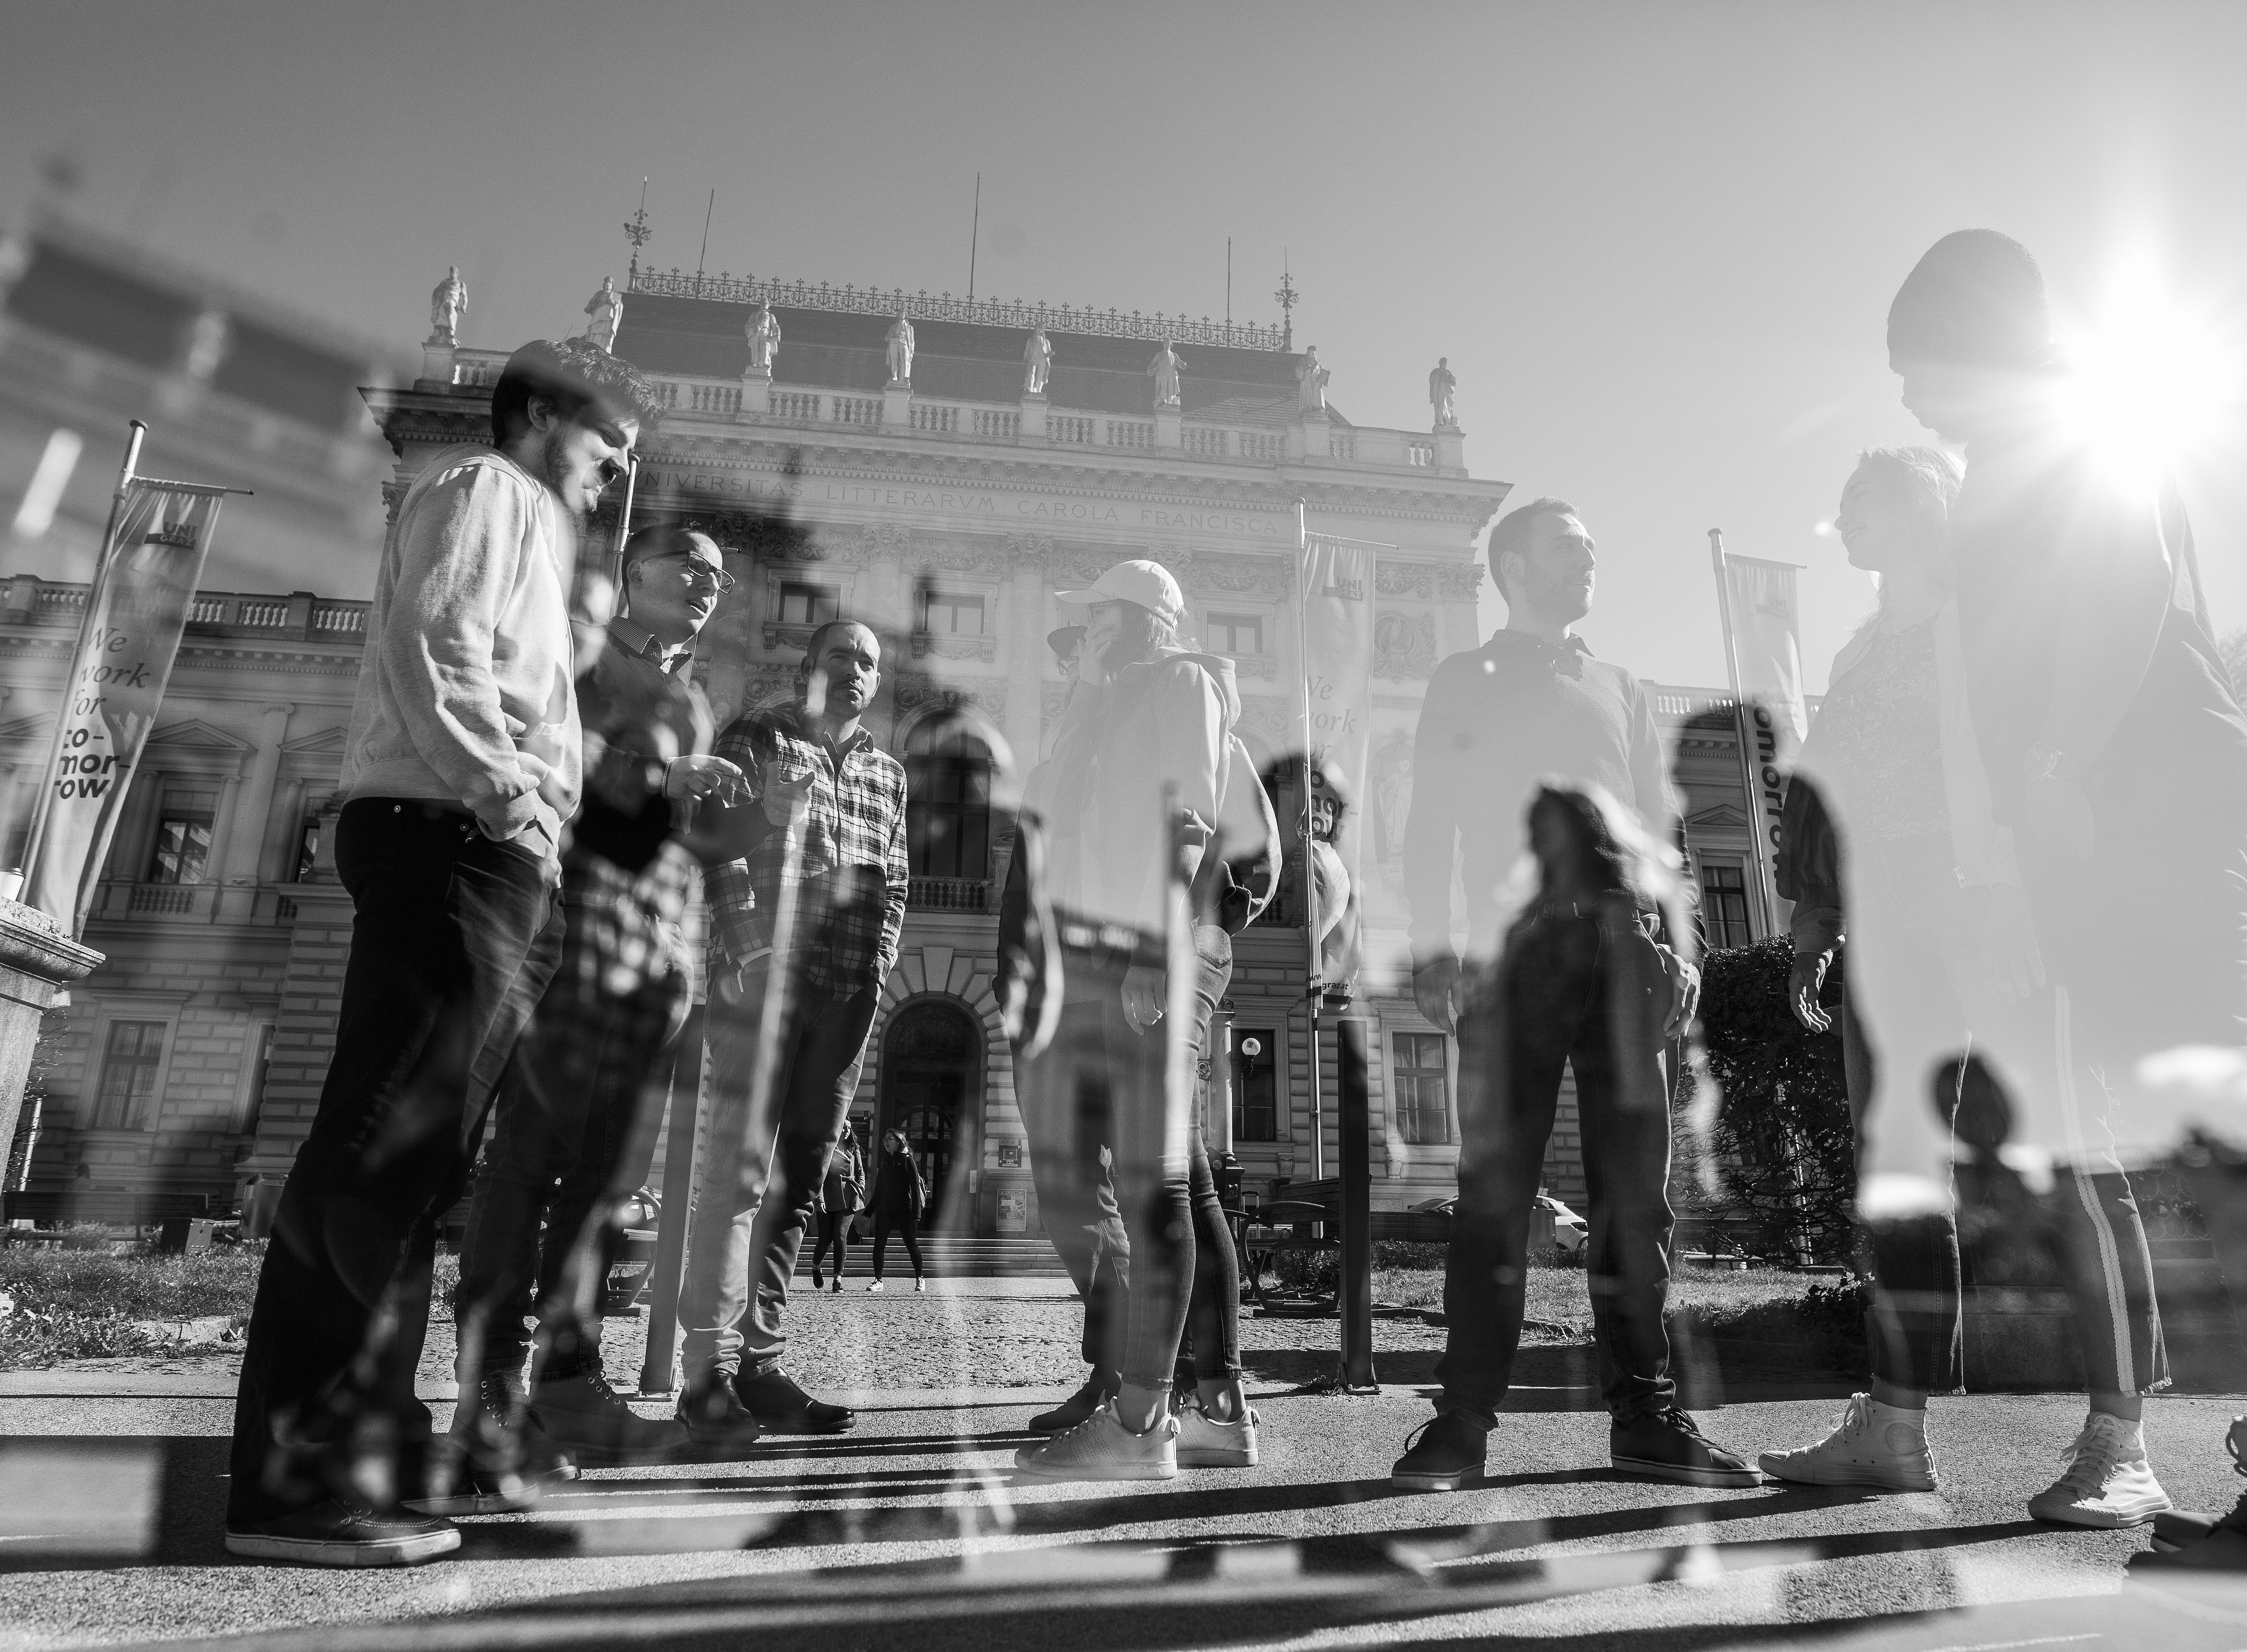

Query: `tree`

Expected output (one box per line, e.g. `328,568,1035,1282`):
1679,936,1855,1264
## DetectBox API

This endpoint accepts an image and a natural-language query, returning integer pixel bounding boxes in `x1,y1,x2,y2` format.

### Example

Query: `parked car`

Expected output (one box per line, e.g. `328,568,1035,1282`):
1536,1194,1589,1257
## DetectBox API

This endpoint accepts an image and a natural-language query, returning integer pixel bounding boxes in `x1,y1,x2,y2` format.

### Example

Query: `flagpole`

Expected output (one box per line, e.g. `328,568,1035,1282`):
1295,496,1326,1182
1708,527,1778,939
14,420,147,890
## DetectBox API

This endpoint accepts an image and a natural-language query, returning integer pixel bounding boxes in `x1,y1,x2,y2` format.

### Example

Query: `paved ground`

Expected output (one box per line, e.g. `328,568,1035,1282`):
5,1282,2247,1652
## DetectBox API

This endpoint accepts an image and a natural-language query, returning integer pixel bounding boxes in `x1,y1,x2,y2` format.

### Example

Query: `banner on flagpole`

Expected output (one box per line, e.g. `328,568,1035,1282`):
22,481,231,935
1711,544,1808,929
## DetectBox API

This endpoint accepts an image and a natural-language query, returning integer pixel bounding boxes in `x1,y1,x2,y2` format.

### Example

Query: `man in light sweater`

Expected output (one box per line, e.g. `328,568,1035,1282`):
225,339,659,1568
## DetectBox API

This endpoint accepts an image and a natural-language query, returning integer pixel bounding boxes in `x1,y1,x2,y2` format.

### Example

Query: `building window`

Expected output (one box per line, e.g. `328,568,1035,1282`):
904,721,991,881
233,1022,275,1134
1232,1028,1278,1143
293,814,321,882
921,591,986,636
1392,1031,1451,1146
147,790,216,884
1697,861,1754,951
1207,611,1263,656
92,1019,167,1130
776,581,839,628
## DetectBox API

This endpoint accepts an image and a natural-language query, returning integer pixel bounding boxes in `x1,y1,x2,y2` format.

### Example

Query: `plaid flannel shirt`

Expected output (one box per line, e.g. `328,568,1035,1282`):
557,619,712,998
707,702,908,1000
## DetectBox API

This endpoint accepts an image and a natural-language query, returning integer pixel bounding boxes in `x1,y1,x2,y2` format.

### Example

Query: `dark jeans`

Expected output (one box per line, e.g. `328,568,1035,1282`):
1014,922,1240,1389
680,963,878,1384
228,799,559,1523
872,1208,924,1280
453,873,690,1385
811,1210,855,1278
1438,903,1676,1425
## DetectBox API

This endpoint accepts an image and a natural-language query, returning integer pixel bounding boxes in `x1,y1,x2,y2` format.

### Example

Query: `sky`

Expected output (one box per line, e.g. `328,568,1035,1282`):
4,0,2244,691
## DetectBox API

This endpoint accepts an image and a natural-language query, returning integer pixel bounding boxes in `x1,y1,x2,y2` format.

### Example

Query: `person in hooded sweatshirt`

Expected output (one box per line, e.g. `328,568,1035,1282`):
1012,559,1262,1480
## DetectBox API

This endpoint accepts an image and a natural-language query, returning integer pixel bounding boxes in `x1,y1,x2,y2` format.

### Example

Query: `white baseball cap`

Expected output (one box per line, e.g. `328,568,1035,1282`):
1054,558,1184,624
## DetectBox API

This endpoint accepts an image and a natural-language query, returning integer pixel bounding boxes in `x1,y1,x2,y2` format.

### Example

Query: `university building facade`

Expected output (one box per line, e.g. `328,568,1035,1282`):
6,263,1777,1232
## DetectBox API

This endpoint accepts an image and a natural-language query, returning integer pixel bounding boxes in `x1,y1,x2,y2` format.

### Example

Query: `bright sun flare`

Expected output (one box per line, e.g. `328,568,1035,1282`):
2055,260,2242,499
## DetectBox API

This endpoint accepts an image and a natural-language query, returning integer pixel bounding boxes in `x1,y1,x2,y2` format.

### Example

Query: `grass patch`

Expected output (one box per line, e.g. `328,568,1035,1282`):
0,1240,264,1368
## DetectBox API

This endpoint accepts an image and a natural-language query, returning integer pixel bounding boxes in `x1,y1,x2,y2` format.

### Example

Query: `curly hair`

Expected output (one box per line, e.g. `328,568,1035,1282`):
490,337,663,445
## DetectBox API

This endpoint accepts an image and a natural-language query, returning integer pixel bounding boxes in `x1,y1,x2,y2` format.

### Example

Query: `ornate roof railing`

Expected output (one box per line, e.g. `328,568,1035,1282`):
627,269,1288,352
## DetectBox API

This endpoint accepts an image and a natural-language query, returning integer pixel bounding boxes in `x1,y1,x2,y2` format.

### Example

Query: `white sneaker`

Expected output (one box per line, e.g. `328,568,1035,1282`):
915,1278,927,1293
867,1280,884,1292
1176,1399,1260,1468
2027,1412,2172,1528
1014,1398,1178,1481
1758,1394,1935,1492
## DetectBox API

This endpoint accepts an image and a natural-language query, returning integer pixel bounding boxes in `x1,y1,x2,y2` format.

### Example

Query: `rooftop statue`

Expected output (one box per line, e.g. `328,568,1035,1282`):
429,265,467,346
886,311,915,385
1146,340,1183,407
583,277,623,353
1022,325,1052,395
745,300,782,372
1429,356,1458,428
1296,344,1330,414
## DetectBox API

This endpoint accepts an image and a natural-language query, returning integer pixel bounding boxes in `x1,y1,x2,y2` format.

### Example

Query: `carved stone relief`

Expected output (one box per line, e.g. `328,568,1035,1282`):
1372,609,1439,681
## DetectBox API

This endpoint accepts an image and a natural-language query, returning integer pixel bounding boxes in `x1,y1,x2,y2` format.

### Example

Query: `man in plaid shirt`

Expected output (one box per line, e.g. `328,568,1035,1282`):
676,619,907,1444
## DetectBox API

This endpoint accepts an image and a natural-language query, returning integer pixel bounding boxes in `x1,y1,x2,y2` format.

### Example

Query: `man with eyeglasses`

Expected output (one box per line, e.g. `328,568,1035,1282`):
452,524,747,1480
226,339,662,1566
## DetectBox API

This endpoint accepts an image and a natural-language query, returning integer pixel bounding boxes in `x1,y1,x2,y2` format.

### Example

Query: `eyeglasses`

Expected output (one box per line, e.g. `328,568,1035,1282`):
648,552,735,593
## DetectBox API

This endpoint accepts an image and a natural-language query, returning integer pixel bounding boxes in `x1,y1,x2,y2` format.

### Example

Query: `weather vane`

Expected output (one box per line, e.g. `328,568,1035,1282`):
623,178,652,285
1274,253,1298,352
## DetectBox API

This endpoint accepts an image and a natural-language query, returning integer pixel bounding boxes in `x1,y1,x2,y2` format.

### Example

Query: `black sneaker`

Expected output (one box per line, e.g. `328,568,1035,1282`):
1392,1409,1490,1492
412,1372,578,1514
676,1375,766,1459
1031,1372,1120,1436
2150,1414,2247,1552
1610,1406,1762,1487
225,1497,459,1567
734,1366,855,1434
534,1366,690,1467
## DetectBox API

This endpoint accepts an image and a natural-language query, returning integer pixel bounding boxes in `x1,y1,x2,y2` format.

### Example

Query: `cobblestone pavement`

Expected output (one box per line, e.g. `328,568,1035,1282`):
6,1287,2247,1652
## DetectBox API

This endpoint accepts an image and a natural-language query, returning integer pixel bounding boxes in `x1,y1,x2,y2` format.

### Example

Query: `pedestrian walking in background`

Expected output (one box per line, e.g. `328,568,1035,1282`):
811,1118,864,1292
868,1129,928,1291
451,524,745,1481
1391,499,1748,1496
675,620,907,1448
1887,228,2247,1542
224,339,658,1567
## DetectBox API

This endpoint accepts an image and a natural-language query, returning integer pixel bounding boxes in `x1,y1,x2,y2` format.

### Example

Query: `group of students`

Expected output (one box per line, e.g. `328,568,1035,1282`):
215,223,2247,1581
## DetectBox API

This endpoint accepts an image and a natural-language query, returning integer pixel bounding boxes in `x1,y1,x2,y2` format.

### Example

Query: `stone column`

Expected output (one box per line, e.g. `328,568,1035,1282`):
223,704,292,886
259,776,307,884
1004,558,1046,765
0,899,102,1188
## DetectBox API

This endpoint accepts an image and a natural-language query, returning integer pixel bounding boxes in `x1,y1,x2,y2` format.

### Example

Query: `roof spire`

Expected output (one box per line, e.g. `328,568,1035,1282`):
1273,251,1298,352
623,179,652,286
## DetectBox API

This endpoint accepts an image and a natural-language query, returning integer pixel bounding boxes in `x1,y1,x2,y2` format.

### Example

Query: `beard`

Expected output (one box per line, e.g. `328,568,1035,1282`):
536,427,591,525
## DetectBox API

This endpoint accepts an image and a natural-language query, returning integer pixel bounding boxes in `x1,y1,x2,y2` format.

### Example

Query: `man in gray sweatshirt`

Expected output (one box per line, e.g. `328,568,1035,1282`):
225,339,659,1568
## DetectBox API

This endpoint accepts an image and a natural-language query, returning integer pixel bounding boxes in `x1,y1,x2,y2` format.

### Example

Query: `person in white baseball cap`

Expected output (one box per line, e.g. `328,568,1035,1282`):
1013,556,1267,1482
1053,559,1185,628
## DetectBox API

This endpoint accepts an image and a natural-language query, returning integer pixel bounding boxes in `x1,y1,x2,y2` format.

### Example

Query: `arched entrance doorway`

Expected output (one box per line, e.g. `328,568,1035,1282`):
877,999,981,1226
